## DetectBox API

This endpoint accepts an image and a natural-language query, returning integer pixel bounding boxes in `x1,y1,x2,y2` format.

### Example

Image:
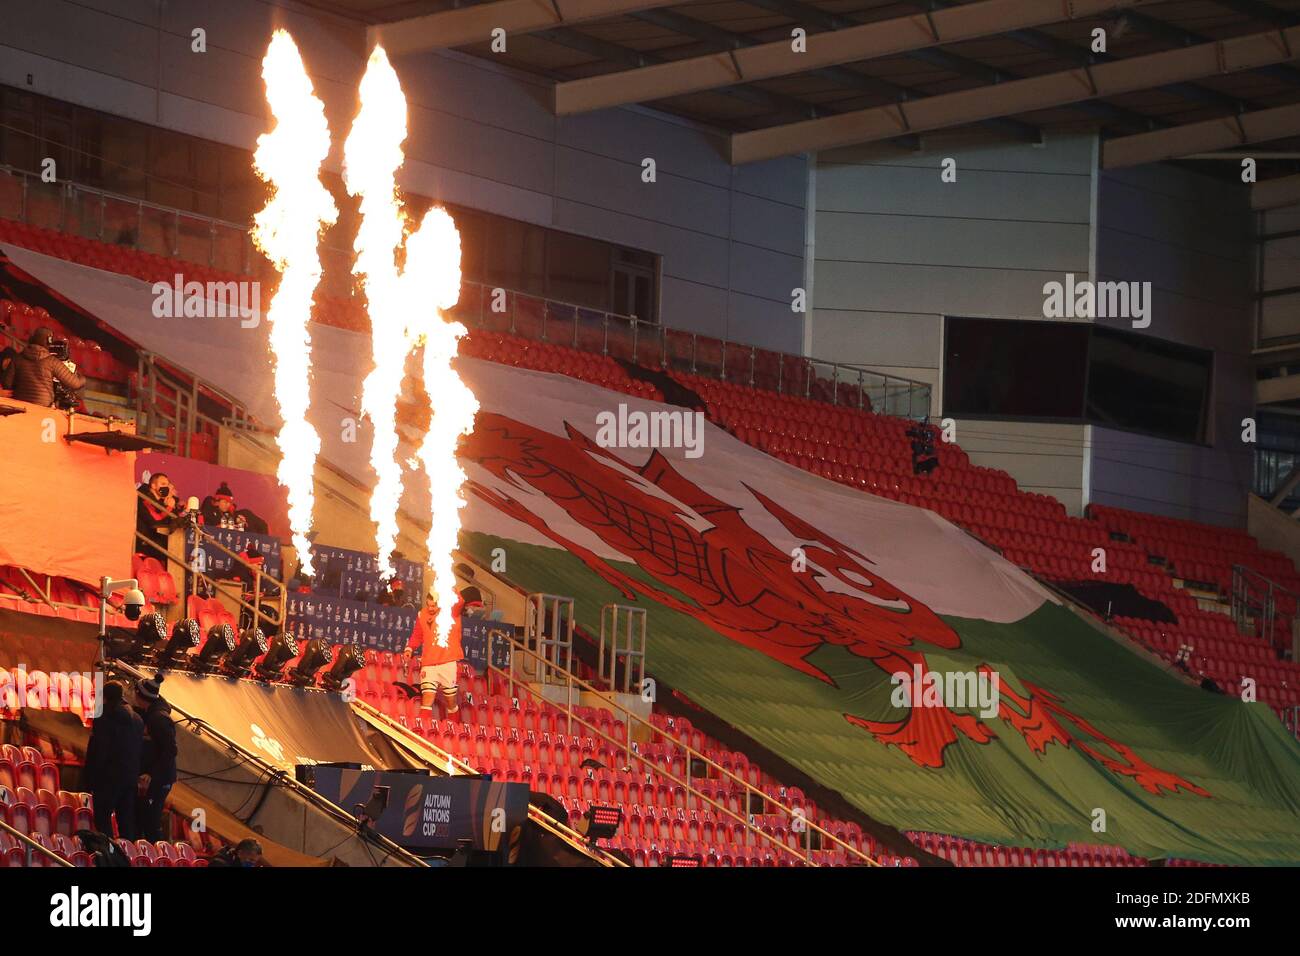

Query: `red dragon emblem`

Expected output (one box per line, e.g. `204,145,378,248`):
461,412,1208,797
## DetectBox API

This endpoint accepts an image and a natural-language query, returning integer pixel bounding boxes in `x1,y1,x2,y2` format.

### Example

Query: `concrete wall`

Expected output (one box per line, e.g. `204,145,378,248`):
1260,206,1300,346
811,134,1096,513
812,135,1257,526
0,0,807,353
1092,165,1256,527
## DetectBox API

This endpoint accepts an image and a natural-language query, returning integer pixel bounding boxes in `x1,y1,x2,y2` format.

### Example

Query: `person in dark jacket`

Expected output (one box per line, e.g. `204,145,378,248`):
7,327,85,407
200,482,248,531
133,674,178,842
136,472,183,557
83,681,144,841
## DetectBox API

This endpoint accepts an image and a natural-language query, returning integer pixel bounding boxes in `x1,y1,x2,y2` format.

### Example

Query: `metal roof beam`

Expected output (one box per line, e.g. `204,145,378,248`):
730,26,1300,164
1103,101,1300,168
370,0,683,57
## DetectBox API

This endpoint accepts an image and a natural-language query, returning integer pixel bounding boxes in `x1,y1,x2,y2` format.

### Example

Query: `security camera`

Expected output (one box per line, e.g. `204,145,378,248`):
122,588,147,622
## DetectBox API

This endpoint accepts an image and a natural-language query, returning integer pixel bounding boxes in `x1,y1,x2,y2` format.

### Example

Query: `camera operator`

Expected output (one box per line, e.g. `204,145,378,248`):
6,327,85,408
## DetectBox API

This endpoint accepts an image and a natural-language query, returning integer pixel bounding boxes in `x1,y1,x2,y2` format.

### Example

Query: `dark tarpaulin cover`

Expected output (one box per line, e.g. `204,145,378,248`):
1054,580,1178,623
155,671,413,772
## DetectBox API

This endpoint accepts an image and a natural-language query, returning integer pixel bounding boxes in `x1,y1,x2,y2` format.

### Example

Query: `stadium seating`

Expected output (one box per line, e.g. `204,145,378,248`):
453,325,1300,719
0,565,150,631
348,651,895,866
3,210,1294,867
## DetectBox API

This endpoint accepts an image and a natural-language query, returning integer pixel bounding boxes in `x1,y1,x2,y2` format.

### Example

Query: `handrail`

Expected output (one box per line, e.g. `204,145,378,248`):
351,698,628,867
15,567,59,612
457,292,932,418
489,632,876,866
133,529,281,634
1,162,931,420
1231,563,1297,645
133,351,261,459
133,490,286,636
0,815,75,867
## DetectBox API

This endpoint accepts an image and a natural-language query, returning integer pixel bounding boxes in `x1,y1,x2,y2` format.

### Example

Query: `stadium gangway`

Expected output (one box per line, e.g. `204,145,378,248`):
0,816,74,868
489,632,879,867
350,697,628,867
133,489,287,639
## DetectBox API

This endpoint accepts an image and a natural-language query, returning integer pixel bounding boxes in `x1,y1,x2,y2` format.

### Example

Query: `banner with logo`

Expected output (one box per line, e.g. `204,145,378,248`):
285,592,416,653
187,526,283,580
460,613,514,674
303,766,529,860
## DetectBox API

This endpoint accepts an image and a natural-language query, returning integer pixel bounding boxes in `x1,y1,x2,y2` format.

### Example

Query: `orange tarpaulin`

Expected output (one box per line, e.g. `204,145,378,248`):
0,401,134,586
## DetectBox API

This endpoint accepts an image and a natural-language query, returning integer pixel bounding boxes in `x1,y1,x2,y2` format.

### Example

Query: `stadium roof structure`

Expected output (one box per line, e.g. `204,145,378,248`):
299,0,1300,173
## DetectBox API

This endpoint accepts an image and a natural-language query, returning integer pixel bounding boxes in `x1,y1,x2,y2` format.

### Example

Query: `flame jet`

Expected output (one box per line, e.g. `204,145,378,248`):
406,210,475,646
251,30,338,576
343,46,414,581
344,47,475,642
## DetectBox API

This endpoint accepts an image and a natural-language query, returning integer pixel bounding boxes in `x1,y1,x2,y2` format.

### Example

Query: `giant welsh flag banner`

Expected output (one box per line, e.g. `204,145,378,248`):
454,359,1300,866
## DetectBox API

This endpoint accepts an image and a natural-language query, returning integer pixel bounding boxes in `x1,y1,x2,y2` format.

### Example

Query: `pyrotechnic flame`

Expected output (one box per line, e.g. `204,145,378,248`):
345,46,475,643
344,47,413,581
407,210,475,647
251,30,337,577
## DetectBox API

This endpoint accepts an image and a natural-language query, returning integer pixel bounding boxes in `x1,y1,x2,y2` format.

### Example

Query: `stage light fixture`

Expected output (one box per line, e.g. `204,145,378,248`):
196,623,237,671
320,643,367,692
585,804,623,841
157,618,202,667
288,638,333,686
112,611,167,662
254,632,299,681
226,627,268,676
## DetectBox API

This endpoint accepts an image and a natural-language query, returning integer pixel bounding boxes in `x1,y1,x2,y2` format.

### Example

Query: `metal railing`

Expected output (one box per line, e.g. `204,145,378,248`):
134,490,287,637
1231,563,1298,646
523,594,575,690
455,290,932,419
599,604,646,696
490,630,877,866
0,817,74,867
0,163,258,276
134,351,260,457
350,698,628,867
1,162,932,420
